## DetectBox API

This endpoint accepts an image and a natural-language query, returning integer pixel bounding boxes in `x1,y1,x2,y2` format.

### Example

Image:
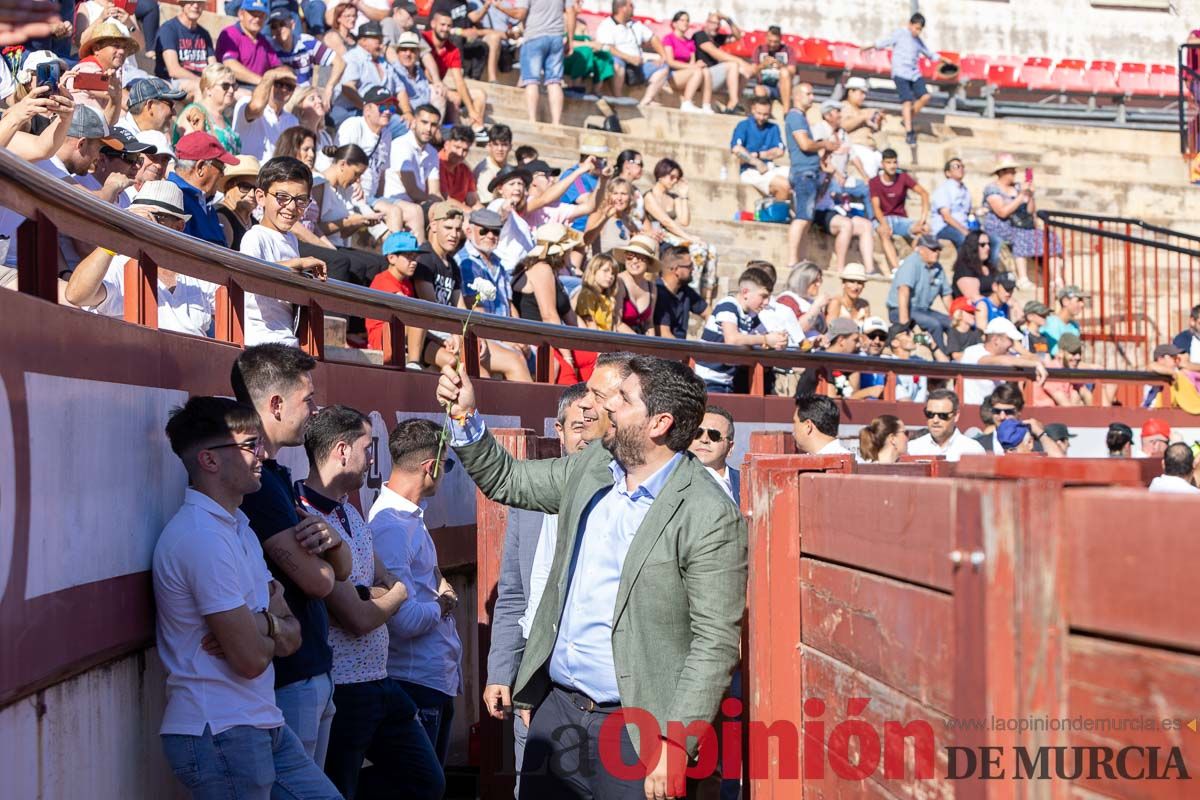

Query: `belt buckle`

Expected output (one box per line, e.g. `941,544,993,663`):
585,697,596,713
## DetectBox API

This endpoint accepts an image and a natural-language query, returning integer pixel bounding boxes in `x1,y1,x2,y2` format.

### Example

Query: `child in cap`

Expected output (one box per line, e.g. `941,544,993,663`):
366,231,421,350
947,295,982,360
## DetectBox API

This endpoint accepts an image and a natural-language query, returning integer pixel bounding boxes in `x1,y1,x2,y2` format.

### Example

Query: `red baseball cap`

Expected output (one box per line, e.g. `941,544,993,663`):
175,131,238,165
950,296,977,317
1141,418,1171,440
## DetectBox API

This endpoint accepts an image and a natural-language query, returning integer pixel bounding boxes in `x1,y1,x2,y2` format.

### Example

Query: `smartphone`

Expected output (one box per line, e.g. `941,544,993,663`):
73,72,111,92
35,62,61,95
595,157,608,171
1024,168,1034,185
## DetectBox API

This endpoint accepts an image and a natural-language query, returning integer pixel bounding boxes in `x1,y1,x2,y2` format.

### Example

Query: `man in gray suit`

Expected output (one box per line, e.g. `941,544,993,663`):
481,380,592,791
438,355,747,799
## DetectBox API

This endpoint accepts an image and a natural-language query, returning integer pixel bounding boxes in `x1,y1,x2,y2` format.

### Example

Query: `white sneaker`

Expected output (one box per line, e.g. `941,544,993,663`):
679,100,701,113
701,104,715,114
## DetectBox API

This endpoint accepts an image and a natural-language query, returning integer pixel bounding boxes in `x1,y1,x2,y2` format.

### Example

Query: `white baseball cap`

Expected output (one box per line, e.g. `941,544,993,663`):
984,317,1022,341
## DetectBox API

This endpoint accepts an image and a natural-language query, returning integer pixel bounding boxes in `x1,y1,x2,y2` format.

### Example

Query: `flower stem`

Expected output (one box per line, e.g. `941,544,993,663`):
432,300,480,478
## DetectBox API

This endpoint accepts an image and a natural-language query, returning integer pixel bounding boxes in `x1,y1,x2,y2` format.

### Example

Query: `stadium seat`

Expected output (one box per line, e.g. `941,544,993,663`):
1021,57,1056,91
986,64,1023,90
782,34,806,67
830,41,861,71
1084,62,1121,95
1055,60,1092,93
739,30,766,60
1118,62,1153,95
801,38,844,69
1146,68,1180,98
959,55,990,83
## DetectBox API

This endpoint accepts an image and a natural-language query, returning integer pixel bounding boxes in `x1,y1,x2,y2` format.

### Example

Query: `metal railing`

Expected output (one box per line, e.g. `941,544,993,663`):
0,148,1169,403
1038,209,1200,371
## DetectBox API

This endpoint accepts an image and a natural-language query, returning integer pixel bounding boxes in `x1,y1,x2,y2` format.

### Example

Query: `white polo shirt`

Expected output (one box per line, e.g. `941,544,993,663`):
907,429,987,462
87,255,218,337
960,343,1000,406
1148,475,1200,494
152,489,282,736
383,130,439,202
234,98,299,162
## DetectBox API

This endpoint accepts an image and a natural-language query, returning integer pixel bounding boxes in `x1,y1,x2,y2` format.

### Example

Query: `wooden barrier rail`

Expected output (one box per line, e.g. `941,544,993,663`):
0,148,1170,399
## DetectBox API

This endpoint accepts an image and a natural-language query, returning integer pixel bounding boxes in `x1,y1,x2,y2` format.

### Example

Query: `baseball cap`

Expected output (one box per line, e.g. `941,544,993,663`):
175,131,239,165
240,0,270,13
362,85,396,105
1023,300,1052,317
468,208,503,230
950,296,977,316
1043,423,1075,442
396,31,422,49
827,317,859,340
127,77,187,107
1057,332,1083,355
382,231,421,255
984,317,1022,341
133,128,174,158
523,159,561,178
995,273,1016,292
887,321,913,341
1057,284,1090,301
268,8,293,25
819,99,842,115
1108,422,1134,439
358,21,384,39
428,200,464,222
916,233,943,251
996,418,1032,451
68,105,123,149
392,0,418,11
104,126,155,155
861,316,888,335
1142,418,1171,441
1153,343,1184,359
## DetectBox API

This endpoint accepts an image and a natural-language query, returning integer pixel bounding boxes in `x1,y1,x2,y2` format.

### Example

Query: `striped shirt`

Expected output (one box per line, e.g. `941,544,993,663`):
694,295,766,388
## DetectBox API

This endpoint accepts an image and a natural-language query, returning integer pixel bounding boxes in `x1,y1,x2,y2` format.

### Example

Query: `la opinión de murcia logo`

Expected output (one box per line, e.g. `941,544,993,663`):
507,698,1192,782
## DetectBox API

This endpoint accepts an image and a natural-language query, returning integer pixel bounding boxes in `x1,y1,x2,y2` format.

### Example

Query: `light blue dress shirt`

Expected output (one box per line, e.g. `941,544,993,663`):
875,28,936,82
451,415,683,703
930,178,971,235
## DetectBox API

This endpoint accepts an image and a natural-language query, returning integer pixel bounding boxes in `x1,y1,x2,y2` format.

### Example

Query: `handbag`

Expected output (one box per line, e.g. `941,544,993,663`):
1009,203,1036,229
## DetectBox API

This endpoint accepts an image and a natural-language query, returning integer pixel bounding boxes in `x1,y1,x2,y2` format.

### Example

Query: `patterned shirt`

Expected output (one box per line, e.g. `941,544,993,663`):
296,484,389,686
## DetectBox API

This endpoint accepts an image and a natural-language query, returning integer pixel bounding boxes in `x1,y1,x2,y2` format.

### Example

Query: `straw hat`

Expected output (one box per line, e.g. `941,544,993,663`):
579,131,610,157
613,234,662,271
221,155,261,188
80,19,140,58
991,154,1021,174
840,262,868,282
533,222,584,257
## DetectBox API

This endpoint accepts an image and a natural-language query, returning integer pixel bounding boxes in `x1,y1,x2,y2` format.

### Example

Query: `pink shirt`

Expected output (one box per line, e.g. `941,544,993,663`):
661,33,696,64
215,23,280,77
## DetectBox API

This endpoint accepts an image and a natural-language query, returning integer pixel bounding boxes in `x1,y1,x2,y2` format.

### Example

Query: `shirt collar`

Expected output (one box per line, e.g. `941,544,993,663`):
376,484,425,518
608,451,683,502
183,487,239,525
295,481,343,514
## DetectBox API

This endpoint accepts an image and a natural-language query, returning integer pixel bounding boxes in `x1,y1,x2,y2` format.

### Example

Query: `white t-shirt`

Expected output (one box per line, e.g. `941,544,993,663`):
959,343,999,406
240,225,300,346
354,0,391,31
907,430,987,462
87,255,218,336
817,438,853,455
1148,475,1200,494
234,98,299,162
595,16,653,60
758,297,805,348
152,489,282,736
383,130,439,202
335,116,392,202
487,198,534,277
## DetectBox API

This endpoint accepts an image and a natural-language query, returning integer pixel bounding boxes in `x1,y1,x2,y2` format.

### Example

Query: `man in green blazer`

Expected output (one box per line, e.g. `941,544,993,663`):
437,354,747,799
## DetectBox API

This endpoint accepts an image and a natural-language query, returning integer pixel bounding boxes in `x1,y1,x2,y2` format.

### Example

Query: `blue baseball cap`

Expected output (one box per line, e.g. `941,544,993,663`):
240,0,270,14
127,77,186,107
383,231,421,255
997,418,1032,451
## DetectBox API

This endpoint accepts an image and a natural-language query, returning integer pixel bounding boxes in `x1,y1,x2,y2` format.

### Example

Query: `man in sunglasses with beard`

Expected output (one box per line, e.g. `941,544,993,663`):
906,388,986,461
689,404,739,504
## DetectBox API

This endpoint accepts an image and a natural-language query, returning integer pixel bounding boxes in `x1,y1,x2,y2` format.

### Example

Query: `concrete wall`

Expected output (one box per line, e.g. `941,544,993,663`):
587,0,1194,65
0,649,185,799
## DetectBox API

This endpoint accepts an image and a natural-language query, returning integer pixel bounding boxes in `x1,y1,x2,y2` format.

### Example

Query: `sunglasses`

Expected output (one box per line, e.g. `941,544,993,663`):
923,410,954,421
217,81,236,92
693,427,725,443
979,242,991,248
865,332,887,341
477,227,501,237
270,191,312,208
378,102,398,114
991,406,1017,417
208,437,264,455
232,181,257,193
150,211,182,225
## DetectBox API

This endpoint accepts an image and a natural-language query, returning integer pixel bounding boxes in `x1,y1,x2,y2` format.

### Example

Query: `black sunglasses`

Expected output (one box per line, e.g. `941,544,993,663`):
923,410,953,421
865,332,887,341
991,406,1017,417
693,427,725,443
207,437,263,455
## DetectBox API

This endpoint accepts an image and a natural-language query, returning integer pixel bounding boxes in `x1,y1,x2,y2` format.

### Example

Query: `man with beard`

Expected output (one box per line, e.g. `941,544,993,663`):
439,353,746,799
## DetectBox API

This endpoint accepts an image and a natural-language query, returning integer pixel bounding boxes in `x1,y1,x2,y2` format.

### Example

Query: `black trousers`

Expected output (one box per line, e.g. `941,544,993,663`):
297,242,387,336
519,686,719,800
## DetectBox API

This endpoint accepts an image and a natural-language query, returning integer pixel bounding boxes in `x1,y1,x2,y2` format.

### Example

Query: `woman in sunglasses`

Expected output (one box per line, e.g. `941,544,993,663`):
217,155,261,249
172,62,241,155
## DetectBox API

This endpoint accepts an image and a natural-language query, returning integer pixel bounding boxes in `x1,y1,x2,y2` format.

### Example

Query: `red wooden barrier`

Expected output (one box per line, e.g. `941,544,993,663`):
954,453,1160,486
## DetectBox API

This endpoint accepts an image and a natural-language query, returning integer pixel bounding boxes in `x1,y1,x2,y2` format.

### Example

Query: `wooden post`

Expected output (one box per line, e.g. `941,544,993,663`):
126,252,159,328
297,299,325,360
382,315,406,367
214,281,245,345
16,213,58,302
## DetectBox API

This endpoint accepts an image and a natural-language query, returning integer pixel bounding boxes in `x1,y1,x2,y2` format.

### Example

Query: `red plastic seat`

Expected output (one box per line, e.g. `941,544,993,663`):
830,41,861,70
802,38,844,69
920,51,958,81
1020,59,1056,91
986,64,1023,89
1057,58,1086,71
1083,63,1120,94
959,55,990,82
782,34,807,66
1024,56,1052,69
1146,69,1179,98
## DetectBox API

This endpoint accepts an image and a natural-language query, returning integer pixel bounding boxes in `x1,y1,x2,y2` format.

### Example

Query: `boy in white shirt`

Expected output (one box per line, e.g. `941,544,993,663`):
154,396,340,798
240,156,328,345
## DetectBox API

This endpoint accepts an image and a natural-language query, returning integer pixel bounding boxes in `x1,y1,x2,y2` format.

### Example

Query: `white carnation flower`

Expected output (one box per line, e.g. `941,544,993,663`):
469,277,497,303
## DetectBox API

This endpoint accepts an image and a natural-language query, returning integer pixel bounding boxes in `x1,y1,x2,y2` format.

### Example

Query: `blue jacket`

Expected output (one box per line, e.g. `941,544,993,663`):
168,172,226,247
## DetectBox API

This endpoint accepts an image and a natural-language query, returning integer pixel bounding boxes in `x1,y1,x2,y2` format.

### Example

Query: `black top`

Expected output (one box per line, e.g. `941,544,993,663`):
691,31,729,67
951,262,993,298
946,327,983,357
240,459,332,688
653,279,707,338
431,0,472,26
216,206,248,250
514,270,571,323
413,244,462,306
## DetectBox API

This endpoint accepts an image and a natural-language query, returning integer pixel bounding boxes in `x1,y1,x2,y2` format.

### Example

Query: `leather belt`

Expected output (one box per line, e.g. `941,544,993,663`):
553,683,622,714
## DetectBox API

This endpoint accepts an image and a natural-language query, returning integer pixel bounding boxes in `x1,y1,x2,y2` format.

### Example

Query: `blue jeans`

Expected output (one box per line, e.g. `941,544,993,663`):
136,0,160,54
275,672,336,769
790,168,821,222
935,225,966,249
396,680,456,766
888,306,951,352
519,34,565,86
162,724,341,799
886,215,915,238
324,678,445,800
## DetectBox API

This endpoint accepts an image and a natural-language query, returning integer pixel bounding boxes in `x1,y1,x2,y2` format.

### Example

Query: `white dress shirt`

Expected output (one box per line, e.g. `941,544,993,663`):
519,513,559,640
907,429,988,462
817,438,852,455
1148,475,1200,494
369,485,463,697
